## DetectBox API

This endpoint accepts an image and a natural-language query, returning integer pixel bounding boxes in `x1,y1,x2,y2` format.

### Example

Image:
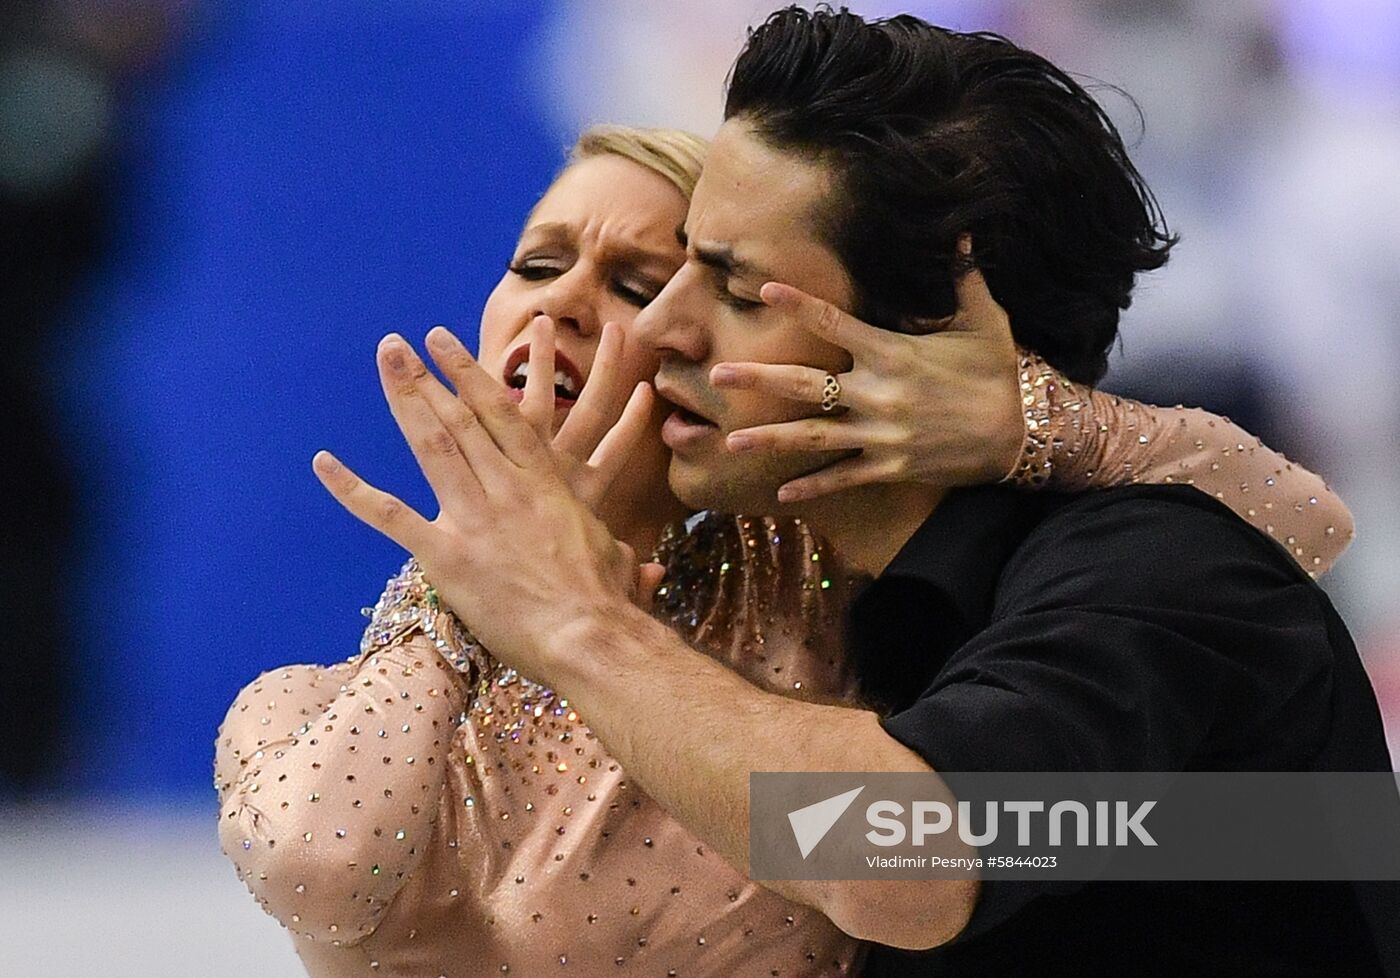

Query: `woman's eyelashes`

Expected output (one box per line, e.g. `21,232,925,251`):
507,259,658,308
509,256,562,279
507,259,564,280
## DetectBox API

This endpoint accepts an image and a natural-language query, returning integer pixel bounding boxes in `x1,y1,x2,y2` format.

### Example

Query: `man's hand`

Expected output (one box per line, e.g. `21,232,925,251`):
512,314,665,533
312,329,654,672
313,336,975,951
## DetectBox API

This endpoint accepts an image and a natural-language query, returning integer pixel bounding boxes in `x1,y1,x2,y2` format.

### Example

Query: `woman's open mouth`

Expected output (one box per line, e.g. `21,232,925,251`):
502,344,586,410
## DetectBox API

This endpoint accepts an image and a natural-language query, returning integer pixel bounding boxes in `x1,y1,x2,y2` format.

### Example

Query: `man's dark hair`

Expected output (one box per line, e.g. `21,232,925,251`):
724,5,1177,383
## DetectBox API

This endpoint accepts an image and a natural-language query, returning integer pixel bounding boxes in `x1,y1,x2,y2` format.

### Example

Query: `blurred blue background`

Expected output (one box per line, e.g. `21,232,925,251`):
2,1,1397,973
10,0,566,799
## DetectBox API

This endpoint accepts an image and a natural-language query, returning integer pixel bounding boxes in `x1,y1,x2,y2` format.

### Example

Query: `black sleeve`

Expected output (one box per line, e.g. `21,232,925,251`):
876,490,1334,941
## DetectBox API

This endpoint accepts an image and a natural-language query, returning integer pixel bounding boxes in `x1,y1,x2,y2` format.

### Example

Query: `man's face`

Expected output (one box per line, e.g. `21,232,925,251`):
632,120,856,513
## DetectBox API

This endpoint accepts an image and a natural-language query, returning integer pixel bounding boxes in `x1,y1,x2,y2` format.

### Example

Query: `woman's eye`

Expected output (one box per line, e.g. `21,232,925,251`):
508,261,563,280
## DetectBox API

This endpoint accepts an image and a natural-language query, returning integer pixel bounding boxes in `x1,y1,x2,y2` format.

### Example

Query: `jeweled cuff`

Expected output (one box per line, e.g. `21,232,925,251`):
358,559,481,680
1002,347,1062,488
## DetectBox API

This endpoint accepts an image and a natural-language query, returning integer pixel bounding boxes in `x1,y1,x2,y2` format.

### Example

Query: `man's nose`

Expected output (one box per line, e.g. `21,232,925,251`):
633,267,706,362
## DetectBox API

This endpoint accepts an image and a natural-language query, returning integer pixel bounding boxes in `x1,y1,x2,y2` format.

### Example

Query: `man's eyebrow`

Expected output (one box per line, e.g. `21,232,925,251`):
675,225,760,277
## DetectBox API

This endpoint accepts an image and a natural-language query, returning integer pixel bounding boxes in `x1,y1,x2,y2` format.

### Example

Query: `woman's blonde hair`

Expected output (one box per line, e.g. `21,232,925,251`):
569,125,708,200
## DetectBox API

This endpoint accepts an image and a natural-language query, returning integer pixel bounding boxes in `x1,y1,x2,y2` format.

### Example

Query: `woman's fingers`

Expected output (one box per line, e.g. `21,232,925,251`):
725,416,872,455
948,265,1011,336
312,450,434,554
520,316,557,440
586,381,657,496
776,453,906,503
759,281,883,363
555,321,631,461
710,361,837,407
948,237,1013,337
377,336,486,501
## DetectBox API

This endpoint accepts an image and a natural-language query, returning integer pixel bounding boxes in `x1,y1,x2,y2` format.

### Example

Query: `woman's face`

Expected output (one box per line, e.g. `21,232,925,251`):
479,153,690,432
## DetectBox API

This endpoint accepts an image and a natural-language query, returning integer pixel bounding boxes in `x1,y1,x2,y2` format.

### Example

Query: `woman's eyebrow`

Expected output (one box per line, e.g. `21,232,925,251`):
518,220,571,243
520,221,677,275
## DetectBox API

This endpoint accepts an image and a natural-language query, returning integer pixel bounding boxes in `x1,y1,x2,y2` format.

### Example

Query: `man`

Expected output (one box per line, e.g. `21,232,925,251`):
316,7,1397,974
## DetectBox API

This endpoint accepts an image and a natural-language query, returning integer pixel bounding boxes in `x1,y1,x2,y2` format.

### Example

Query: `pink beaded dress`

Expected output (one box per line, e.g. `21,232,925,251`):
215,363,1353,978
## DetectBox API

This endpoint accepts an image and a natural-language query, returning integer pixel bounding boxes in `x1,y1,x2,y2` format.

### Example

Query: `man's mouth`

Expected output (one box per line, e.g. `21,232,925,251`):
655,379,721,450
502,344,585,406
654,379,717,426
672,405,711,425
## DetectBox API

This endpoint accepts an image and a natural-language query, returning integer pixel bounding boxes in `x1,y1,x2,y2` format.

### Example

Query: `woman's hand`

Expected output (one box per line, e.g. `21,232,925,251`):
714,263,1023,503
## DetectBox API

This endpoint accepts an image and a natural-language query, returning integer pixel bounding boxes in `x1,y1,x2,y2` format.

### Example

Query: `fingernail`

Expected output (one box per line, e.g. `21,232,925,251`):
727,433,754,452
777,485,799,503
711,365,737,385
380,333,409,368
313,451,339,474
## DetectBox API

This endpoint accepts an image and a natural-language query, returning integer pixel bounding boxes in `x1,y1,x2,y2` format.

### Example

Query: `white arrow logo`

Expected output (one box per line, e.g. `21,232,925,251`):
787,786,865,859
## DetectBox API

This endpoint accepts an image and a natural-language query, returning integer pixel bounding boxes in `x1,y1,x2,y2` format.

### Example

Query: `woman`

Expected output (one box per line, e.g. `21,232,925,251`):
215,125,1353,977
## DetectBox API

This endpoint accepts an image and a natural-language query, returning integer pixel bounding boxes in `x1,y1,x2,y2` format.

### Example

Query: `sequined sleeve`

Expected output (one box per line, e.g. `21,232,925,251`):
1010,350,1356,577
214,560,474,946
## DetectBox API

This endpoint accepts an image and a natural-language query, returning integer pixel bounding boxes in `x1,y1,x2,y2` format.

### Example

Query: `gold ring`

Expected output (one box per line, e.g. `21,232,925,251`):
820,373,842,412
